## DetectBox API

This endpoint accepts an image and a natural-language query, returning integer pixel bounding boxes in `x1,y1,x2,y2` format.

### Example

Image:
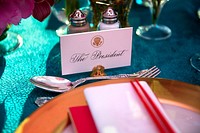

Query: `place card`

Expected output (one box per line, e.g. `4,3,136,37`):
60,27,133,75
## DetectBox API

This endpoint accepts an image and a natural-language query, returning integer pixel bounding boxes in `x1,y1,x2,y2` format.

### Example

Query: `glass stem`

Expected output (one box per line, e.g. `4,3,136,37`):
151,0,162,25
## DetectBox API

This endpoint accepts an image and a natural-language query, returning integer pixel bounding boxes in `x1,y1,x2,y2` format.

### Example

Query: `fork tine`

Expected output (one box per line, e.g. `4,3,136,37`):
145,69,160,78
137,66,161,78
137,66,156,77
143,68,160,78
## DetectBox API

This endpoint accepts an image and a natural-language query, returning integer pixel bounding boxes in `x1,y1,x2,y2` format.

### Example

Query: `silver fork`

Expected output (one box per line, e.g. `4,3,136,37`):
35,66,161,107
70,66,160,89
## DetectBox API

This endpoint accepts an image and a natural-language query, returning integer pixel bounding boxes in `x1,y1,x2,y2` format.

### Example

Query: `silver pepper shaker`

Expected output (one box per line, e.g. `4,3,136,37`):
68,9,90,34
98,7,121,30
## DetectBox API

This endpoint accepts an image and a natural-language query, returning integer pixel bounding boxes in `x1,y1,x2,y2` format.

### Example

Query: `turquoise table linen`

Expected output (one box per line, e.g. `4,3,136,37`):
0,0,200,132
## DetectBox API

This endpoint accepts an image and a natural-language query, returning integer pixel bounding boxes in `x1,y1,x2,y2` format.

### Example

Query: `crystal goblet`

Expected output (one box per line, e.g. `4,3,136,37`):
0,26,23,56
190,53,200,72
136,0,171,40
190,8,200,72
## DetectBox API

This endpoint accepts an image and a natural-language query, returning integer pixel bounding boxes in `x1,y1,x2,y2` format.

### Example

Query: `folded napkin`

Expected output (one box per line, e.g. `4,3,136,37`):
68,106,98,133
84,81,178,133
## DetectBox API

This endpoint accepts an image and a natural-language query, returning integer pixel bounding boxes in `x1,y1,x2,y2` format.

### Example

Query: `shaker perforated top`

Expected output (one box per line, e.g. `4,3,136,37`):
70,9,87,27
102,7,118,24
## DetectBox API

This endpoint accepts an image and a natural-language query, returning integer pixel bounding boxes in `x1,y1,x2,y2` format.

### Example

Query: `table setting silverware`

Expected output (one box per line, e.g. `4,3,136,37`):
34,66,161,107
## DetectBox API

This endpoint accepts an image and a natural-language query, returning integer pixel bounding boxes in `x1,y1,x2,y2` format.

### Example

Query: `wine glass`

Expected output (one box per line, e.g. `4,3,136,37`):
0,26,23,56
190,53,200,72
136,0,171,40
190,8,200,72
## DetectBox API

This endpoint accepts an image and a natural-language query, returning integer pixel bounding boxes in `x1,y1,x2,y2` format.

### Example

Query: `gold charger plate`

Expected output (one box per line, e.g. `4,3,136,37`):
16,78,200,133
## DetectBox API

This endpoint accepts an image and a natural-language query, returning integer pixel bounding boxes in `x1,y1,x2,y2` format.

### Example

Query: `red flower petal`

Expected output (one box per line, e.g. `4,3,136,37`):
46,0,54,6
17,0,34,18
32,1,51,22
34,0,45,2
0,28,5,36
0,2,21,27
35,0,54,6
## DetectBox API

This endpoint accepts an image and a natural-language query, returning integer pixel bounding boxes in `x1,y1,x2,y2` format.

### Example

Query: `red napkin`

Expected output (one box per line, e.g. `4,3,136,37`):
68,105,98,133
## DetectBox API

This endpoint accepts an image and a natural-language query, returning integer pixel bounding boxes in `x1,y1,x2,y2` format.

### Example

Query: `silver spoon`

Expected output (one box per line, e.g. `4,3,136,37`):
30,69,150,93
33,66,160,106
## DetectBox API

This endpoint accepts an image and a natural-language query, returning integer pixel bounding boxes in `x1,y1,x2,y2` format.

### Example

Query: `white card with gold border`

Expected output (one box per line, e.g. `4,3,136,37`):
60,27,133,75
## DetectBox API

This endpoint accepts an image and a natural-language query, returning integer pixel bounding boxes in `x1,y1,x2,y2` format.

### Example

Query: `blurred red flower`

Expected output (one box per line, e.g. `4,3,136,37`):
32,0,55,22
0,0,56,36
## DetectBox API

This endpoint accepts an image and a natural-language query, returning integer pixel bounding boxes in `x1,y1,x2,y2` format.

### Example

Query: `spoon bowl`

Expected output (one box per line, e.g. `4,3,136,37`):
30,76,72,93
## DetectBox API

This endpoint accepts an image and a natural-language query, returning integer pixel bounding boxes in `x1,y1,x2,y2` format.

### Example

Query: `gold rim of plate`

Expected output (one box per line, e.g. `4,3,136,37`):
16,78,200,133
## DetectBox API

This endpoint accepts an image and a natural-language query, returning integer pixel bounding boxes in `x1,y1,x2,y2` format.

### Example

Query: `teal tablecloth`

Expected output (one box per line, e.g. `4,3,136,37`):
0,0,200,132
